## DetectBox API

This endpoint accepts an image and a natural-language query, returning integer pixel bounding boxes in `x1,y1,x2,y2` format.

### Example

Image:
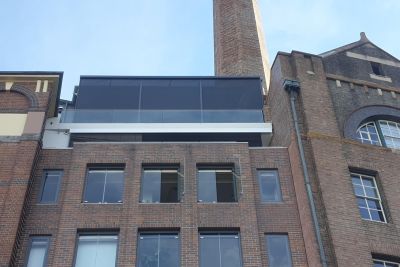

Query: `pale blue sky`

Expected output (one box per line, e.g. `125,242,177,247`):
1,0,399,100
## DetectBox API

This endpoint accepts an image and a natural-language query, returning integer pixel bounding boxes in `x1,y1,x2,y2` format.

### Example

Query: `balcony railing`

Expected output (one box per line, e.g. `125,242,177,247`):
60,109,264,123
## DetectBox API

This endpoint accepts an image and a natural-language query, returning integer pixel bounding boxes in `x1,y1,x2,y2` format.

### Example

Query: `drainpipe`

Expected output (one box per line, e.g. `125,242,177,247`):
283,79,328,267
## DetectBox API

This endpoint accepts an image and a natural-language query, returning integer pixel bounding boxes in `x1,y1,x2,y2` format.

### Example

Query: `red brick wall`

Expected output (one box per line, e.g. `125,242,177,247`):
213,0,267,83
0,79,55,267
0,91,30,111
15,143,311,267
268,49,400,266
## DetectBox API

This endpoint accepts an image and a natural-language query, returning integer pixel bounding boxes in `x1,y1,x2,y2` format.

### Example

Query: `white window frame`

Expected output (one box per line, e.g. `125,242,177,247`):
356,122,382,146
356,120,400,149
351,173,387,223
373,258,400,266
378,120,400,149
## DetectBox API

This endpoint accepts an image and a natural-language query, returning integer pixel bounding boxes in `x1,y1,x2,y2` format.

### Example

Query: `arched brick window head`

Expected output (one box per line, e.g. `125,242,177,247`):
344,105,400,149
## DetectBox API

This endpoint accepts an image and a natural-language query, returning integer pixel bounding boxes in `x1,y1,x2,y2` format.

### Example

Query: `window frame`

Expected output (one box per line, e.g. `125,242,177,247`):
197,165,238,203
371,62,385,76
356,121,382,146
198,231,243,267
373,258,400,266
82,166,125,204
351,172,387,223
38,170,63,204
257,169,283,203
265,234,293,267
136,231,181,267
378,120,400,149
139,165,182,204
356,119,400,149
24,236,50,267
72,231,119,267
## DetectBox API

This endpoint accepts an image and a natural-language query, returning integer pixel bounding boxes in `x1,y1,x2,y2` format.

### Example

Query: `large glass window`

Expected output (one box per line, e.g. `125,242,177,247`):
140,167,180,203
266,234,293,267
137,233,180,267
74,234,118,267
26,237,49,267
351,173,386,223
257,170,282,202
197,168,237,203
199,232,242,267
356,120,400,149
40,170,62,203
374,259,400,267
83,168,124,203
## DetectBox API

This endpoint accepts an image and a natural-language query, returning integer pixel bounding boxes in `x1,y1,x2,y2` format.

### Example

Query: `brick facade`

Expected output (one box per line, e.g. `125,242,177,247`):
268,36,400,266
0,76,61,267
213,0,270,89
12,143,309,267
1,4,399,267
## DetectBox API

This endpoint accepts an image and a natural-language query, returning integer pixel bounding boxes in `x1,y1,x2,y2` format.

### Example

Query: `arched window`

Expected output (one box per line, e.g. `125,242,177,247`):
356,120,400,149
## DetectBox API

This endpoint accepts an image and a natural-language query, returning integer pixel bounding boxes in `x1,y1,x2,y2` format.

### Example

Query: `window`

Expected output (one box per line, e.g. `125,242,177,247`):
137,232,180,267
374,259,400,267
39,170,62,203
356,120,400,149
199,232,242,267
371,62,384,76
351,173,386,222
197,167,237,203
257,170,282,202
74,234,118,267
266,234,293,267
140,167,180,203
378,120,400,149
83,168,124,203
25,237,49,267
356,122,381,146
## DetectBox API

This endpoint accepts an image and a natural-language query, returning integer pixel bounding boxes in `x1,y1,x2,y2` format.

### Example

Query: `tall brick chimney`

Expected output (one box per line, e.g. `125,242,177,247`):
213,0,270,91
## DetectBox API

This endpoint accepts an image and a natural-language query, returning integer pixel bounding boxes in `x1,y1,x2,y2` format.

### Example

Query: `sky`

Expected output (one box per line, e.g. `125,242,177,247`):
1,0,399,100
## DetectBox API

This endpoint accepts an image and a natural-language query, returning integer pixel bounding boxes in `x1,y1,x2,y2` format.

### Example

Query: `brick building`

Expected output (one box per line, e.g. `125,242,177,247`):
1,1,400,267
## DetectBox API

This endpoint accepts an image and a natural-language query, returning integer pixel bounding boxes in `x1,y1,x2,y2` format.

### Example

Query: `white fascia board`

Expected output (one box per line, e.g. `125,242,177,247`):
47,122,272,134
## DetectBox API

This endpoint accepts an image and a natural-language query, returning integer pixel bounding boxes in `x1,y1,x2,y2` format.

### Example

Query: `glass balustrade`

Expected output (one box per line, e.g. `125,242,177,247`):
60,109,264,123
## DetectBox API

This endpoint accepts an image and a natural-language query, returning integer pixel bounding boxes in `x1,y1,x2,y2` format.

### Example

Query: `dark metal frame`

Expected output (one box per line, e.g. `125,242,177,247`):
139,164,182,204
82,165,125,204
256,169,283,203
198,230,244,267
136,230,181,267
38,170,63,204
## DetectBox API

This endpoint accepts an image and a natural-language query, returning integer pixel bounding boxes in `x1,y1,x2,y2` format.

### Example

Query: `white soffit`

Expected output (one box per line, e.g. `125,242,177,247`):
47,123,272,134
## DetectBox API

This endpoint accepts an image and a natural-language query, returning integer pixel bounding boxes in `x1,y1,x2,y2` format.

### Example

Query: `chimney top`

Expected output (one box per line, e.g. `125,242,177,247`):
360,32,369,42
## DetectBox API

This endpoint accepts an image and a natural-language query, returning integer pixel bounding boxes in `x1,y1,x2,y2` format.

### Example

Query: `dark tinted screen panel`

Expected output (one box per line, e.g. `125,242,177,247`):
141,79,201,110
76,78,140,109
202,79,263,109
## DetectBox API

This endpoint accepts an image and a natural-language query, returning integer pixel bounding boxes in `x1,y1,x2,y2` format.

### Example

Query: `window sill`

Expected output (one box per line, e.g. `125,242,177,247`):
36,202,59,205
81,202,123,205
197,202,239,204
361,218,387,225
369,73,392,83
139,202,181,205
260,201,285,204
